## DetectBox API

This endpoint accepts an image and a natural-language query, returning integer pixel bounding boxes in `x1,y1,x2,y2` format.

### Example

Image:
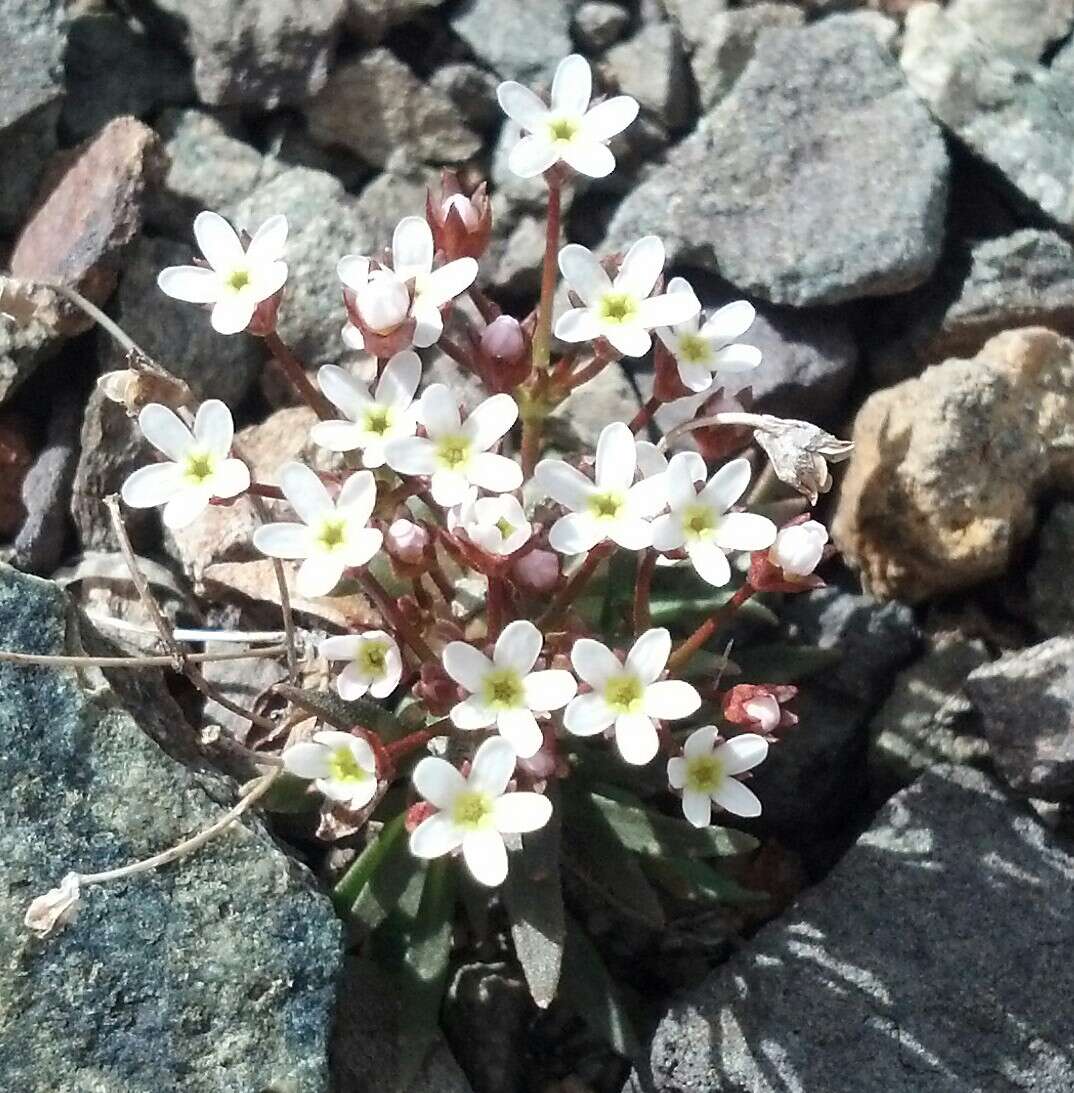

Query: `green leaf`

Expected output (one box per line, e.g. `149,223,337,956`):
732,642,842,684
346,815,423,934
644,856,768,907
332,812,407,916
276,683,405,742
502,786,565,1008
254,771,319,814
559,913,640,1058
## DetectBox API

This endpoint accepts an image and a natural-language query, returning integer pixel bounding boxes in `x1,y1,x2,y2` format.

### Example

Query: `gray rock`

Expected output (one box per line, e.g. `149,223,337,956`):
629,765,1074,1093
663,0,729,50
305,49,481,170
345,0,445,43
148,0,345,108
1052,33,1074,74
0,563,340,1091
430,63,503,129
1029,502,1074,638
62,10,193,140
549,361,642,450
605,23,689,129
901,3,1074,225
965,637,1074,801
572,2,631,52
0,283,67,405
451,0,572,84
354,168,438,250
947,0,1074,61
606,16,949,306
486,214,544,296
490,120,582,218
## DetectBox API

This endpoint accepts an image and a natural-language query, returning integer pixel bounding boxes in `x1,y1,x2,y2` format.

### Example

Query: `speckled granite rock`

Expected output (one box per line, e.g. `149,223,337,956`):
450,0,572,83
0,563,340,1092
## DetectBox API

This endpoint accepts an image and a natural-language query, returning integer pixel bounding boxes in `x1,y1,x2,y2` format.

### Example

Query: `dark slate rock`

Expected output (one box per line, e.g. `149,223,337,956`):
572,2,631,52
0,563,340,1091
628,766,1074,1093
605,16,949,306
1028,502,1074,638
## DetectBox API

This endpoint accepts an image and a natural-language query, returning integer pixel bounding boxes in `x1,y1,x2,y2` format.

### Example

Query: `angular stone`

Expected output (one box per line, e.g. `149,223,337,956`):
663,0,729,49
572,2,631,52
629,765,1074,1093
0,416,32,538
148,0,346,108
0,563,340,1091
430,63,503,129
305,49,481,170
965,637,1074,801
548,362,642,450
606,16,949,306
0,281,68,405
1028,502,1074,638
833,328,1074,603
345,0,445,42
947,0,1074,61
486,214,544,297
605,23,690,129
451,0,572,84
901,3,1074,225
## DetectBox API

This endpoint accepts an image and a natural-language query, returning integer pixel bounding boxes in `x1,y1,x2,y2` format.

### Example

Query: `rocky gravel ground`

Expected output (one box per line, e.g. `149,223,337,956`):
3,0,1074,1091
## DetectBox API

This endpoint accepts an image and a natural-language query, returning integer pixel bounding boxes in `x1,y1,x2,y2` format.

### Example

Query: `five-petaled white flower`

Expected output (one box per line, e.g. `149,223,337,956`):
320,630,402,701
384,384,522,506
497,53,639,179
564,628,701,765
311,351,420,468
652,455,777,587
122,400,250,530
457,491,532,556
253,463,383,598
338,217,478,350
158,211,288,335
769,519,828,577
555,237,700,358
442,620,577,757
282,730,379,808
656,278,761,394
668,726,768,825
535,421,667,554
410,736,553,886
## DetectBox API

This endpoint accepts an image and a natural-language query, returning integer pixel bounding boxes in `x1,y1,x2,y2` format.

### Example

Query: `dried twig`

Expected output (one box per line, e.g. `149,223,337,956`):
0,645,289,669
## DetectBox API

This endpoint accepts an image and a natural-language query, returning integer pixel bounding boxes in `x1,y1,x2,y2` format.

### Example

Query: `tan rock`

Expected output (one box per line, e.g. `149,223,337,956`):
833,327,1074,602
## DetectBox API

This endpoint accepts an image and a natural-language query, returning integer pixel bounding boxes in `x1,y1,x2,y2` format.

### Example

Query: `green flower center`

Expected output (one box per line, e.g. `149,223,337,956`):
682,503,717,542
182,450,216,486
316,517,348,552
481,667,524,710
604,673,644,714
495,516,517,539
327,746,371,785
357,641,389,677
363,406,393,436
587,490,625,522
547,116,580,143
436,435,472,470
678,333,711,365
452,789,494,830
685,755,723,794
226,268,251,292
597,292,639,325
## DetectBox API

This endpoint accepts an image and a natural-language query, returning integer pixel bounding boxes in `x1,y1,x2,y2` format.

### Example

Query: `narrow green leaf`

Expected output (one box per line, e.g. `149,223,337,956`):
348,817,422,933
276,683,405,741
732,641,842,684
332,812,407,916
644,856,768,906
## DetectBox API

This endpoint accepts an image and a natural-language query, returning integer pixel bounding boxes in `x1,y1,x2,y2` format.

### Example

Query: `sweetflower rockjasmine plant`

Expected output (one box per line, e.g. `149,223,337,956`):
121,400,250,529
497,53,639,179
410,736,553,885
282,730,379,807
456,492,532,556
667,726,768,824
768,518,829,578
158,211,288,335
320,630,403,701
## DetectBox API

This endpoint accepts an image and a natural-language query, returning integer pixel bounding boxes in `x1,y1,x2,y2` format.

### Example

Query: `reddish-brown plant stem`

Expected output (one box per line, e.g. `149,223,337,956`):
566,354,609,391
263,330,335,420
633,550,656,634
629,395,661,435
468,285,500,324
356,571,435,663
487,575,506,639
246,482,285,500
438,332,489,385
539,541,615,630
667,583,756,673
532,175,563,373
384,721,449,765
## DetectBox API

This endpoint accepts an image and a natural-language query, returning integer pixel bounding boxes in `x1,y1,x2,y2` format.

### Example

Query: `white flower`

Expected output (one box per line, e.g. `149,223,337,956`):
310,351,420,468
338,217,478,350
635,440,706,484
535,421,667,554
555,237,700,358
743,694,781,734
564,628,701,765
409,736,553,886
656,278,761,394
121,400,250,530
158,211,288,335
769,519,828,577
384,384,522,506
253,463,383,598
320,630,402,701
651,455,776,587
442,620,577,758
668,727,768,825
458,492,532,556
497,53,639,179
282,730,378,807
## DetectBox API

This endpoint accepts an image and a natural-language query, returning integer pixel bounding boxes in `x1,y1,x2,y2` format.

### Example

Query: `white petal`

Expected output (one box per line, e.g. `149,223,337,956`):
508,133,560,178
468,736,518,796
700,458,752,513
336,469,378,526
679,360,714,393
497,708,543,758
121,463,182,508
414,756,467,809
666,453,702,511
193,399,234,456
162,487,212,530
337,254,371,292
418,383,461,438
607,515,652,550
582,95,639,141
342,527,383,568
318,365,371,421
535,459,594,512
193,210,244,270
428,468,467,506
642,679,701,720
310,420,365,452
713,512,777,552
282,741,331,780
688,539,732,587
369,646,403,697
614,235,665,300
522,669,577,712
375,351,421,409
318,731,376,772
296,555,345,598
452,697,498,730
336,663,371,700
411,812,464,858
554,303,604,342
138,403,193,461
493,791,552,834
462,393,519,451
384,436,437,476
667,755,687,790
551,54,592,115
626,627,671,685
497,81,550,130
443,641,494,692
494,619,542,674
651,513,686,553
603,322,652,358
462,829,509,886
549,512,602,554
208,458,251,500
210,295,256,335
320,634,363,662
319,775,377,808
279,462,333,525
249,259,288,303
341,322,366,351
563,692,615,736
558,244,611,306
157,265,219,303
638,291,703,329
715,733,769,775
711,343,763,374
571,638,622,689
560,138,615,179
467,452,523,494
595,421,636,492
392,215,434,281
682,789,712,828
417,258,478,308
245,213,288,265
625,474,669,519
411,303,443,349
701,300,756,344
253,522,313,559
684,724,719,759
614,712,660,765
711,778,762,818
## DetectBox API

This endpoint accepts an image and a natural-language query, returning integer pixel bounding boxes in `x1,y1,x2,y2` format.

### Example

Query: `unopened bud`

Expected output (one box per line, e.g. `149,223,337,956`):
386,518,429,566
478,315,531,391
356,270,411,334
426,171,492,261
769,519,828,577
443,193,479,231
24,872,81,939
511,547,560,593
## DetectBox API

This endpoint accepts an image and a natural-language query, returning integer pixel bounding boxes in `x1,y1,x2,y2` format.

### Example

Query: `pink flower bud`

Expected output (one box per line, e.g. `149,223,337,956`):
742,695,781,734
768,519,828,577
481,315,526,362
386,518,429,566
511,548,560,593
442,193,479,231
356,270,410,334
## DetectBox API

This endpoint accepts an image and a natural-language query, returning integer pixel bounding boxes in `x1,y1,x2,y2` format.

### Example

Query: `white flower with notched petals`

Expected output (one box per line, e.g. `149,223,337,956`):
158,211,288,335
384,384,522,506
122,400,250,530
283,730,378,807
310,351,420,468
651,455,776,587
459,493,532,556
442,620,577,758
535,421,667,554
320,630,402,701
564,628,701,765
497,53,639,179
668,727,768,825
769,519,828,577
656,278,761,394
410,736,553,886
555,237,699,358
253,464,383,598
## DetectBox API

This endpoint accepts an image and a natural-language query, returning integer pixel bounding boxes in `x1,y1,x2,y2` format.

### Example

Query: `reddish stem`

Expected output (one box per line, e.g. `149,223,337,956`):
566,355,610,391
532,175,563,373
263,330,335,420
633,550,656,634
487,575,506,639
539,541,614,630
629,395,661,435
667,583,756,673
357,570,435,664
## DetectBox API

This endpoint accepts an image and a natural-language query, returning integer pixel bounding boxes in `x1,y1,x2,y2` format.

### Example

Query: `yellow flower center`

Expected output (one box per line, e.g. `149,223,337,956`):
452,789,494,830
363,406,393,436
587,490,625,522
678,333,711,365
604,673,644,714
436,435,472,471
316,517,348,552
182,450,216,486
226,268,251,292
682,503,717,542
495,516,516,539
481,667,524,710
547,116,580,143
327,746,371,785
356,640,389,677
685,755,723,794
597,292,639,325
